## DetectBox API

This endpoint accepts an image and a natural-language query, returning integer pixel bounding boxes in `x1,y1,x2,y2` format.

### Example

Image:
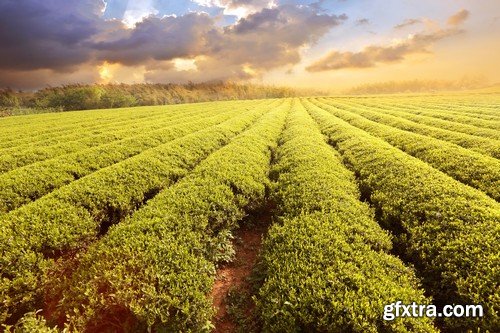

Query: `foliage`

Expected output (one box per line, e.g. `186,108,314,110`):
0,100,274,325
2,311,59,333
306,101,500,332
256,100,437,332
55,100,289,331
0,93,498,331
309,98,500,201
0,89,20,108
322,96,500,159
0,82,305,114
0,101,253,213
351,98,500,139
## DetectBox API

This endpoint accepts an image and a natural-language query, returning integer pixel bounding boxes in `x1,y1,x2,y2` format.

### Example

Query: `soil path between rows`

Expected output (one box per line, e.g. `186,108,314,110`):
211,213,271,333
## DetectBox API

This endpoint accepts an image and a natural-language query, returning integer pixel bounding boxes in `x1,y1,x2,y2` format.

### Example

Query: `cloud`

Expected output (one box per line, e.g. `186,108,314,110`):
146,4,347,82
0,0,108,71
96,4,345,72
447,9,469,26
122,0,158,28
215,5,347,72
394,18,421,29
306,8,471,73
355,18,370,26
94,13,215,66
306,28,462,72
193,0,276,19
0,1,346,89
0,67,101,90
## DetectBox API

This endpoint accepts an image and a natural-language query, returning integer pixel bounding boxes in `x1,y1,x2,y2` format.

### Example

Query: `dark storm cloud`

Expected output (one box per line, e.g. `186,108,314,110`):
0,1,346,88
144,4,347,85
94,13,215,66
231,5,345,39
0,67,100,90
0,0,108,71
218,5,347,70
143,4,346,83
93,4,345,71
232,7,283,33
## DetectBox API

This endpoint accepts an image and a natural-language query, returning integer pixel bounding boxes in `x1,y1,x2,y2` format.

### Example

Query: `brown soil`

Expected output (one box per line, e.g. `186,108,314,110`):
211,214,270,333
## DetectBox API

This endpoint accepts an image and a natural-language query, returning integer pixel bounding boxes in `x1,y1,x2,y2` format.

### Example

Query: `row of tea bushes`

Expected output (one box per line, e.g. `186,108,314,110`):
306,101,500,332
54,100,290,331
0,100,276,326
309,98,500,201
255,100,437,332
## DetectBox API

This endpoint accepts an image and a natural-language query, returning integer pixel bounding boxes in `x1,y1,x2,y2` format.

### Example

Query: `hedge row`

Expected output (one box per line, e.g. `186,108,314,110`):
349,99,500,140
306,101,500,331
0,102,240,174
255,100,437,332
0,100,233,145
0,101,263,214
0,100,277,325
51,100,290,331
431,105,500,119
0,104,176,151
384,100,500,124
365,94,500,121
309,99,500,201
0,104,178,147
318,98,500,159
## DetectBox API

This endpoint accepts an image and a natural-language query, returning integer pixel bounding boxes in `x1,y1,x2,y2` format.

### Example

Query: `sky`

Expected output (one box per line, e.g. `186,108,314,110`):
0,0,499,91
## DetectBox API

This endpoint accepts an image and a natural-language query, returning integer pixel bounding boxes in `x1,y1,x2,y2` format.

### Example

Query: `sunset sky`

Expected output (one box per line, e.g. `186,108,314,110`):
1,0,499,91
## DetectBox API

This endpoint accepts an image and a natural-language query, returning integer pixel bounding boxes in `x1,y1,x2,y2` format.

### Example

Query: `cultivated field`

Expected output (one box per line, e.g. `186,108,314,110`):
0,94,499,332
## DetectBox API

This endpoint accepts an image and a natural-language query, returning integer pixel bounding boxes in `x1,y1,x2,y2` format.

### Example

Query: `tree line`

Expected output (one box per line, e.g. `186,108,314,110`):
0,82,309,116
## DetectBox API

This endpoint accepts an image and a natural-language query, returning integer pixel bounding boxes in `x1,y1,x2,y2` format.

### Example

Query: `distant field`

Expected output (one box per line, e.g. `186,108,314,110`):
1,94,499,332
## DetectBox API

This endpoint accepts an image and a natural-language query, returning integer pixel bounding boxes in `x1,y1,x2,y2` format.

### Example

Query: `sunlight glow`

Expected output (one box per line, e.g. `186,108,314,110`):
173,58,198,71
242,64,257,76
98,62,113,82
